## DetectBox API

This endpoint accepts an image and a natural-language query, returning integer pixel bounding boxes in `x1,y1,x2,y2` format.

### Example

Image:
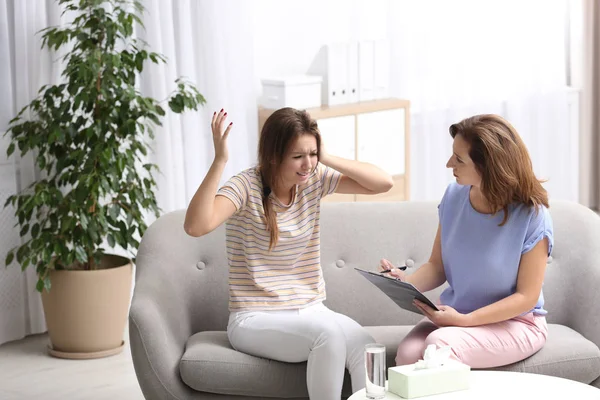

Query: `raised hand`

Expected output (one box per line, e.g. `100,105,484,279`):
211,109,233,163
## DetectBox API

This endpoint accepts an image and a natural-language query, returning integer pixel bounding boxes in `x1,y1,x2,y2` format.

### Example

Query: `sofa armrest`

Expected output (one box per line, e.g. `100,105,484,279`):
565,245,600,352
554,202,600,355
128,210,211,400
129,265,200,400
129,296,195,399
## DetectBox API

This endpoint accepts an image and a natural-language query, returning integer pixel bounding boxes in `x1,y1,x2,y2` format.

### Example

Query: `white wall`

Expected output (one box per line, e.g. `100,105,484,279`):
252,0,387,84
250,0,580,203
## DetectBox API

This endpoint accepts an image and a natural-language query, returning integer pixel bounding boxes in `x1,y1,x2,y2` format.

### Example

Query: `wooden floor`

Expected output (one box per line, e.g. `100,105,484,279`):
0,330,144,400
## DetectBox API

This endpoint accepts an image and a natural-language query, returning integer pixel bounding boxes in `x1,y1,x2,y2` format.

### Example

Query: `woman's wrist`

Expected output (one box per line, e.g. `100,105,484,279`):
213,156,228,165
318,152,331,166
462,312,477,327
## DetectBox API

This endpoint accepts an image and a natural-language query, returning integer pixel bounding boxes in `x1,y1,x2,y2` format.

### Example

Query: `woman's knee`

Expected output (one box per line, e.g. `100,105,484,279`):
394,321,439,366
312,321,347,353
425,328,452,346
395,338,427,366
424,328,463,361
346,328,375,363
356,328,376,348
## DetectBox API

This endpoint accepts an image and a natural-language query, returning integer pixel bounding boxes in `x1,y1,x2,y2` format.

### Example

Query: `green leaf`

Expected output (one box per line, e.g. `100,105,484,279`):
16,246,28,264
135,55,143,72
65,252,74,267
20,224,30,237
4,195,13,208
75,247,87,264
109,204,120,220
31,223,40,238
107,234,115,248
44,276,51,292
36,261,45,275
147,114,160,125
80,213,89,230
5,251,14,266
101,178,111,193
6,143,15,156
88,220,99,242
38,155,46,170
36,279,44,293
75,187,88,203
117,157,124,173
168,95,184,113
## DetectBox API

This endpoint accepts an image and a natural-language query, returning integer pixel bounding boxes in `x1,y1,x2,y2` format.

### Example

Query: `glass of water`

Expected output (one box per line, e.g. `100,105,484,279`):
365,343,386,399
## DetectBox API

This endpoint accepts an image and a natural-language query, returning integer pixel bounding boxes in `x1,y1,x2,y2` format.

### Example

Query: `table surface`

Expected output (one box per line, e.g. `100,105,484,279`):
349,371,600,399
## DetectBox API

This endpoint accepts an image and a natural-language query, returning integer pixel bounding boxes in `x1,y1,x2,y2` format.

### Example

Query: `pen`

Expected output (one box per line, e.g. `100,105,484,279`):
380,265,407,273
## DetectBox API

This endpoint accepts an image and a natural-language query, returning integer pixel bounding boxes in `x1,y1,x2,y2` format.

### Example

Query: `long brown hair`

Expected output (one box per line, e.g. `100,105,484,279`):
449,114,549,225
258,108,321,250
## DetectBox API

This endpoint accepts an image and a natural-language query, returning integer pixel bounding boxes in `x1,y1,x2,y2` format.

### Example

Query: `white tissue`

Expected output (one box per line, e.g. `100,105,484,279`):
413,344,453,369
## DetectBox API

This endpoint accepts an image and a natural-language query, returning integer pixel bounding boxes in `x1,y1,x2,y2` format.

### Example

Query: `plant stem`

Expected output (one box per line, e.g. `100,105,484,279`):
94,5,104,119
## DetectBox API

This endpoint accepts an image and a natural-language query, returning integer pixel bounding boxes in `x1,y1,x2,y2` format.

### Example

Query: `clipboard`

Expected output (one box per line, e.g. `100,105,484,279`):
354,268,440,315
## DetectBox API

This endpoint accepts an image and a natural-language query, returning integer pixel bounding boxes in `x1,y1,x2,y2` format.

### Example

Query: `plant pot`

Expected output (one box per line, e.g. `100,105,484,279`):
41,254,133,359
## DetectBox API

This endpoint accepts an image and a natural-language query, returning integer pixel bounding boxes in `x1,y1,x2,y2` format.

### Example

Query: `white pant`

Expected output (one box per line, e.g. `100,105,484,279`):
227,302,374,400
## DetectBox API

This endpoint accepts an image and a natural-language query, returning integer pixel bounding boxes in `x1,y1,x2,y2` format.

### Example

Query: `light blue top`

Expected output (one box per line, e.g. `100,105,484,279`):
438,183,554,315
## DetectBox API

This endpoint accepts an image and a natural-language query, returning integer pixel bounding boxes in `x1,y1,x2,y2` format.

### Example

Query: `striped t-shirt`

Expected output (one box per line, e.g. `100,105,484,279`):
216,163,341,311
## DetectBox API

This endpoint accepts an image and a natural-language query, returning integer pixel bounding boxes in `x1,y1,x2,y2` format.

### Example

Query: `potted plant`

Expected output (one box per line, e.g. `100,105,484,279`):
3,0,205,359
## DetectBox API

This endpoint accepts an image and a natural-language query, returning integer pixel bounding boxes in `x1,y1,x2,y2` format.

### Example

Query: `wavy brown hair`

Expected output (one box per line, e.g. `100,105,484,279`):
259,108,320,250
449,114,548,225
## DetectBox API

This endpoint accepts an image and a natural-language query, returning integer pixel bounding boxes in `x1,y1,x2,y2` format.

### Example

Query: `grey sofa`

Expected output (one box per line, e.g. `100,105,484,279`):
129,200,600,399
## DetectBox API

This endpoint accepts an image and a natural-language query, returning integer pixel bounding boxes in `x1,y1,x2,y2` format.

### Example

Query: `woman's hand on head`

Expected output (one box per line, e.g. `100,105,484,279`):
211,109,233,163
378,258,406,281
318,135,330,165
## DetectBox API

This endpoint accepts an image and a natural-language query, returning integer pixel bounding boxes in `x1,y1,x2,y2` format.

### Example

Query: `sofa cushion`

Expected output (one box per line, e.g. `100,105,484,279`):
180,324,600,397
488,324,600,383
367,324,600,384
179,331,354,398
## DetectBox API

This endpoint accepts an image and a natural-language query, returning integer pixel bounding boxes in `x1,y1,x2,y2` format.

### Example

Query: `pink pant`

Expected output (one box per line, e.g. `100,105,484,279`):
396,313,548,368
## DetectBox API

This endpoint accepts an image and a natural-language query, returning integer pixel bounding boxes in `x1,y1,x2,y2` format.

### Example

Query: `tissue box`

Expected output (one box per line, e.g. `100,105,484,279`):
388,360,470,399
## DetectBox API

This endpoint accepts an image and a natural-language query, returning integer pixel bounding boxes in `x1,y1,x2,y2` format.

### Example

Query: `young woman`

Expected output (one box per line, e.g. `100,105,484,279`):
185,107,393,399
380,114,553,368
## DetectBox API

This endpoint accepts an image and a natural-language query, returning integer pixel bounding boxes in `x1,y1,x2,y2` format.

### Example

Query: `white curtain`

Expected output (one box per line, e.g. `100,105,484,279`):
0,0,65,345
388,0,575,202
578,0,600,210
0,0,257,345
138,0,258,216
